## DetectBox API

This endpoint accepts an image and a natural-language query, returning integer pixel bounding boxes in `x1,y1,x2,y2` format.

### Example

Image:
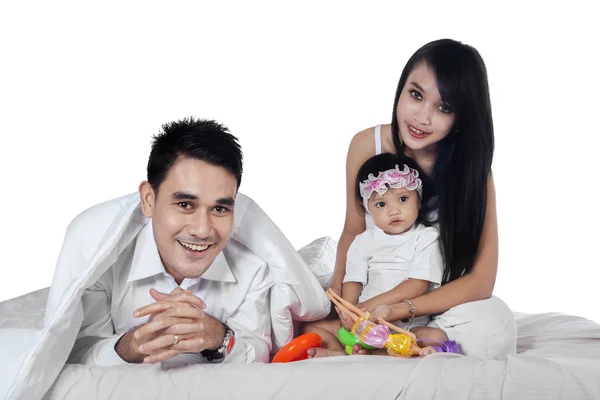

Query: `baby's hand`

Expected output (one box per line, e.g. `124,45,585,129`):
371,304,392,321
336,307,354,331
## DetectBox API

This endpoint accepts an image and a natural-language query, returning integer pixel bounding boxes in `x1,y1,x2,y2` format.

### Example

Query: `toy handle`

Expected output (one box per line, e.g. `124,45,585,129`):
337,327,376,355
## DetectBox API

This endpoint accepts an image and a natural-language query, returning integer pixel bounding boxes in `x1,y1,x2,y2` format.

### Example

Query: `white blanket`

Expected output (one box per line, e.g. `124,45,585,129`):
0,192,331,400
3,290,600,399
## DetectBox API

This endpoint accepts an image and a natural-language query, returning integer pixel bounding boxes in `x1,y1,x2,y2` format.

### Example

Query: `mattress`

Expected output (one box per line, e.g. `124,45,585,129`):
2,287,599,400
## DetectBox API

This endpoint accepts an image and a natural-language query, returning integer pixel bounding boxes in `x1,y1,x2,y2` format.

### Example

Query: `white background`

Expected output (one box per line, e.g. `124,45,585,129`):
1,1,598,323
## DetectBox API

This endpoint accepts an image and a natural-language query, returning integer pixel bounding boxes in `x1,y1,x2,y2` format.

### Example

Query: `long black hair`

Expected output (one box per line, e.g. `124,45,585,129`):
391,39,494,284
354,153,435,227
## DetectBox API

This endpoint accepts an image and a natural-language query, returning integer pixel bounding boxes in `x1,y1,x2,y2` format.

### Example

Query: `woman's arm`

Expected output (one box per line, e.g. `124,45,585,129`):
331,231,361,295
384,174,499,321
357,278,430,312
341,282,363,305
329,128,376,293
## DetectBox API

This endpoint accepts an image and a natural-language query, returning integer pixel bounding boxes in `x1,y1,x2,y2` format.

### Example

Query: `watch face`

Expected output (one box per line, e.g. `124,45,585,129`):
225,332,235,354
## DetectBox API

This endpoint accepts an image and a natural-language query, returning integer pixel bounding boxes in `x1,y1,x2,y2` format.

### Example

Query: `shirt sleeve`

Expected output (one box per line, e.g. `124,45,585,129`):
68,270,128,366
221,265,272,364
343,235,368,285
407,227,445,286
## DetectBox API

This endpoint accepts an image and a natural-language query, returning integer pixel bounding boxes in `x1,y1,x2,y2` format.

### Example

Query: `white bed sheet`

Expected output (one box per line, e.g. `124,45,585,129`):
2,288,599,400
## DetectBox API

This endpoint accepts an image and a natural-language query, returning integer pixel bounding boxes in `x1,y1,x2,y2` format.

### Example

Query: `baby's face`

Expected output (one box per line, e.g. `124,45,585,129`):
367,187,420,235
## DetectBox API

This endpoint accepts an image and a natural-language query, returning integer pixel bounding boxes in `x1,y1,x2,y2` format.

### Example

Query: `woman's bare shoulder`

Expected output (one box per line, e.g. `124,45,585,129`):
348,124,393,157
349,126,375,147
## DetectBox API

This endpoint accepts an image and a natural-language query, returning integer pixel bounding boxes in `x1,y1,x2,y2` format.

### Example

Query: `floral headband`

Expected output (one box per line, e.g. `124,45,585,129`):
359,164,423,211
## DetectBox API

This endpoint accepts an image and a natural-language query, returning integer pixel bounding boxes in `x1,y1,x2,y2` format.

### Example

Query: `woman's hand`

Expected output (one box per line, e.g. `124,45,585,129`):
371,304,392,321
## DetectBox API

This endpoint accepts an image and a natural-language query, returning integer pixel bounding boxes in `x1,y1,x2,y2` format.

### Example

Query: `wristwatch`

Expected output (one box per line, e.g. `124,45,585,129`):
200,324,235,362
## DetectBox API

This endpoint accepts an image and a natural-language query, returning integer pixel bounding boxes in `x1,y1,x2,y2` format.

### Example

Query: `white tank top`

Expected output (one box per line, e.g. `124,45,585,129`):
365,125,383,229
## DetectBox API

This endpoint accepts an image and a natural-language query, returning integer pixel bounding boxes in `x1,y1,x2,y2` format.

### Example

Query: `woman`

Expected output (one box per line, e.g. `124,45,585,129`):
313,39,516,359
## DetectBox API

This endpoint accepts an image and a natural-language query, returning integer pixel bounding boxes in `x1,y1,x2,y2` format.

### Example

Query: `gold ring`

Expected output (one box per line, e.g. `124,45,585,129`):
173,335,179,345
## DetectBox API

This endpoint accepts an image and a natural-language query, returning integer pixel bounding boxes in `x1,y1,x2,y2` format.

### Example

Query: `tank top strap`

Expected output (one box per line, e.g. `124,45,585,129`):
374,124,382,155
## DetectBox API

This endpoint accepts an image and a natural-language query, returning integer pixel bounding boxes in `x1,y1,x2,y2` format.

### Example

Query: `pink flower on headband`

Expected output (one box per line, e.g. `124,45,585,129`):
387,170,403,179
364,179,382,191
359,164,423,211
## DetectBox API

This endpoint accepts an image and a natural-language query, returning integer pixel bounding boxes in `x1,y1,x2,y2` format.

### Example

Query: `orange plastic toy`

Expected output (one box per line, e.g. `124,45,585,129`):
271,332,322,363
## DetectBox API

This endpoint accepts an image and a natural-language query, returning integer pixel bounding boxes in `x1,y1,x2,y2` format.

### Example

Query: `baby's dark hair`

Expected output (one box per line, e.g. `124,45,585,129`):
355,153,436,226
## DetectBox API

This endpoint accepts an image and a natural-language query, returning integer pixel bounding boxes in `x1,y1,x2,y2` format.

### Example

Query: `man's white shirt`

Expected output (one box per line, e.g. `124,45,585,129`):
69,221,272,366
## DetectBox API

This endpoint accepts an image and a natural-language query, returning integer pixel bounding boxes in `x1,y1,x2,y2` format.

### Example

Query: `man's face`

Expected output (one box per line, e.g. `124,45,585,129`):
139,157,237,284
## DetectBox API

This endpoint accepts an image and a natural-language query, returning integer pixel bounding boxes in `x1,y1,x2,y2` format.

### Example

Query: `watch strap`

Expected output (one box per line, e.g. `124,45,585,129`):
200,324,235,362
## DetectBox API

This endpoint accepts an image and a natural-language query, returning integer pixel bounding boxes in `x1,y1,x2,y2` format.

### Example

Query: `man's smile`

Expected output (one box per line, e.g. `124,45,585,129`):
178,240,212,255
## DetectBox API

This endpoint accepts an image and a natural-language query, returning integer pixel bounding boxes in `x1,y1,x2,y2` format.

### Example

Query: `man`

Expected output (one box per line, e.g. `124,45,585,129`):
66,117,326,365
1,118,330,398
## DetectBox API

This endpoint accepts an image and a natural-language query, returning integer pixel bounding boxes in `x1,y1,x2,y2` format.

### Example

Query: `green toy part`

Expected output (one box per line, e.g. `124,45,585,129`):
337,327,376,355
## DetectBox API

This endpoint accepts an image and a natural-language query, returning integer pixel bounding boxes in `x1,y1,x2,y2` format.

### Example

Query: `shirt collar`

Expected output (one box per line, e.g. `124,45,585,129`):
127,221,236,283
200,251,236,282
373,223,418,244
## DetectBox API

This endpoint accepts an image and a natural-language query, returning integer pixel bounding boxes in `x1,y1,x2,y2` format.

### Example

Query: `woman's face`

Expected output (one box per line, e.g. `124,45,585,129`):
396,61,456,152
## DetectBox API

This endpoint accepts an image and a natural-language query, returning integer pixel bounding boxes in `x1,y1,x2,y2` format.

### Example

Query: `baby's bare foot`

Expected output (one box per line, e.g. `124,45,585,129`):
306,347,346,358
352,344,371,355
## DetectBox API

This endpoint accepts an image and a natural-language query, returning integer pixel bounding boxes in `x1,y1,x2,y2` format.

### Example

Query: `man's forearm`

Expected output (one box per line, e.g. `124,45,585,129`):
114,328,145,363
202,318,226,351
